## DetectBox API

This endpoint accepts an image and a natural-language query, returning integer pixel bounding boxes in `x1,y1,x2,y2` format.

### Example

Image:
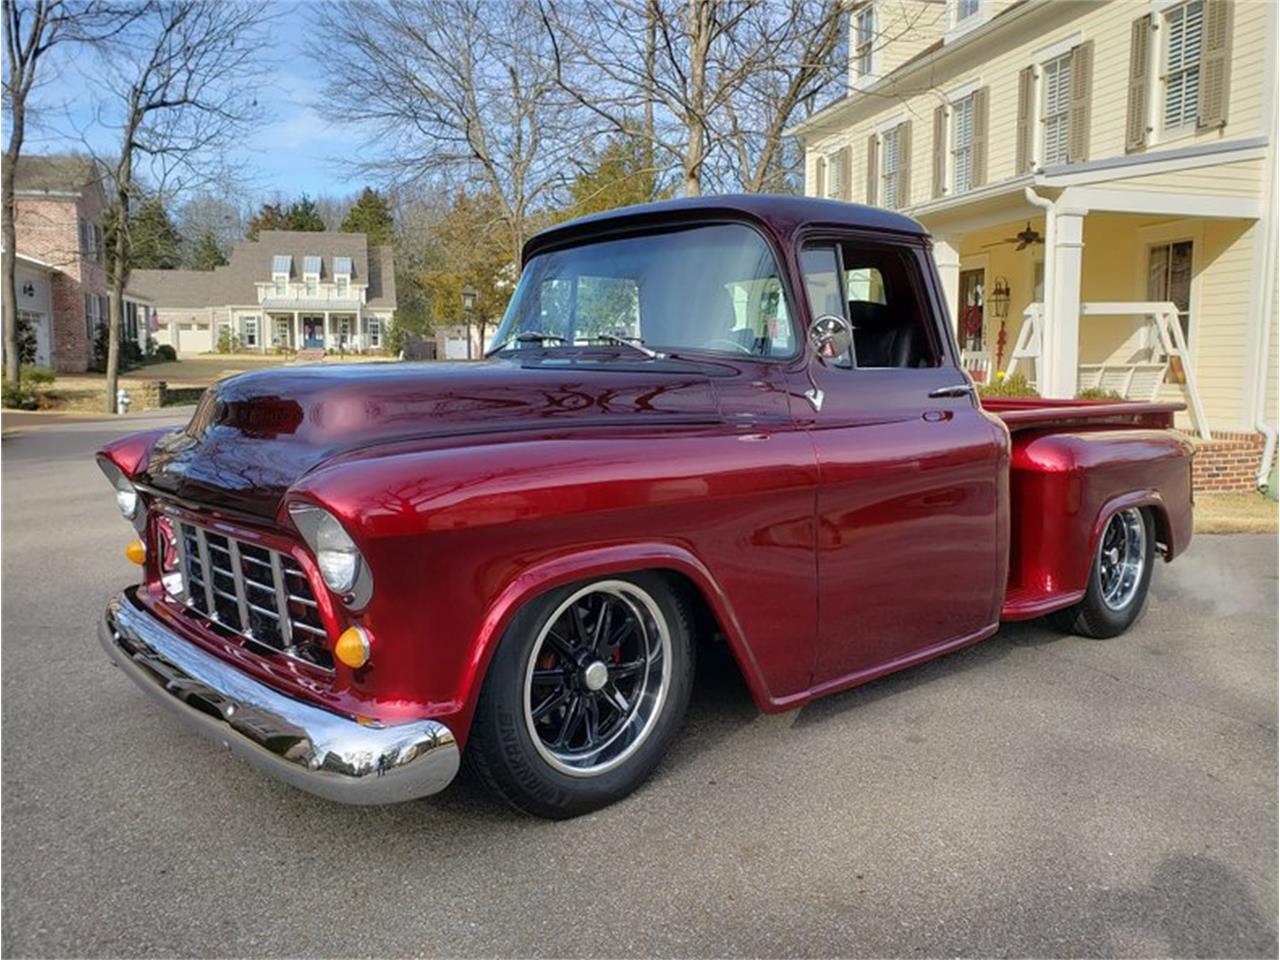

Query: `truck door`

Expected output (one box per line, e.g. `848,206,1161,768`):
790,237,1007,689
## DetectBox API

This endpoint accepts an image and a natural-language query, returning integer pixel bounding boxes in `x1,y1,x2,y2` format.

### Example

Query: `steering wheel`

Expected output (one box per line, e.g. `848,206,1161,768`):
704,337,754,355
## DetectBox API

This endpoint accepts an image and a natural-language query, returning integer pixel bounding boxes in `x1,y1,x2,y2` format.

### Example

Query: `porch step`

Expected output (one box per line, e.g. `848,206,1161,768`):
292,348,325,365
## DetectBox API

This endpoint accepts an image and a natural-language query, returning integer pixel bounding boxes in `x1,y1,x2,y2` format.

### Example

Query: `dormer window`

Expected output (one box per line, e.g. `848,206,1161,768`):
334,256,352,298
303,255,321,297
271,254,291,296
957,0,980,22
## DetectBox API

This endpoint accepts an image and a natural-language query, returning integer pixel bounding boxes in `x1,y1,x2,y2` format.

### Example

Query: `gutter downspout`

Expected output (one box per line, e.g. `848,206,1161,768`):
1251,176,1277,490
1024,187,1055,391
1252,3,1279,492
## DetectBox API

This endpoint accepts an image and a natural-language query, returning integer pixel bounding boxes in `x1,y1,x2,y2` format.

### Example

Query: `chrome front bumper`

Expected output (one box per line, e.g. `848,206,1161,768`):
99,589,459,805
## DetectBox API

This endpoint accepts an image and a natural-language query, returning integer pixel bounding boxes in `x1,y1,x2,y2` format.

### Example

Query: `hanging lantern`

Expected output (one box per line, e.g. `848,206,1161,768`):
990,276,1011,320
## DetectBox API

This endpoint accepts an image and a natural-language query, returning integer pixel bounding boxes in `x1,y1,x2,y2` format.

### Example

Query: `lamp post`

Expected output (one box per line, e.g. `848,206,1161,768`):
461,284,478,360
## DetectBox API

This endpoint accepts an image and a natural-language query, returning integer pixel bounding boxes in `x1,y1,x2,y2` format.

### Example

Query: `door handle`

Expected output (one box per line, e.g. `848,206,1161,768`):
928,383,974,398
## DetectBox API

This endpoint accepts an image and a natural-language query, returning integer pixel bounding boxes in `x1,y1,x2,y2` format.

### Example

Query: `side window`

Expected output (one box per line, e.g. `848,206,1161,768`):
801,242,939,369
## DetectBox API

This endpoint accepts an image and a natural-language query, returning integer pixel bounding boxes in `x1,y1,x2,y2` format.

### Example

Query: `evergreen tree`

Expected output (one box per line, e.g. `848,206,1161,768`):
562,136,665,221
341,187,395,246
104,197,183,274
285,195,326,231
188,230,228,270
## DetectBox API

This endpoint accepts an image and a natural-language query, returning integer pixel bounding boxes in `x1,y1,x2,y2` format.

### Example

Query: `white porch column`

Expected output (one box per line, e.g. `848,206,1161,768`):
1042,208,1086,398
932,237,961,336
293,310,299,349
323,310,330,351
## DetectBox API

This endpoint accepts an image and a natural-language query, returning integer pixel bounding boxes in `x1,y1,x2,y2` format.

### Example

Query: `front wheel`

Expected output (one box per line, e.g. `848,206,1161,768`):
467,573,695,818
1049,506,1156,638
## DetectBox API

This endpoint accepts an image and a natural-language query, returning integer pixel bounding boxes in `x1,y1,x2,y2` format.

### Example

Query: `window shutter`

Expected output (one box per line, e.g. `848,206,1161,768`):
865,133,879,205
1015,66,1035,173
1067,41,1093,163
932,105,947,199
971,87,989,187
1125,15,1152,152
897,121,912,208
838,144,853,201
814,156,826,198
1198,0,1232,129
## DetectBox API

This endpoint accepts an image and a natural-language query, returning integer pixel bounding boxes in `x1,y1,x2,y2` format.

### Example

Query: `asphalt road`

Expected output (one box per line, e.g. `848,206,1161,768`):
2,412,1276,958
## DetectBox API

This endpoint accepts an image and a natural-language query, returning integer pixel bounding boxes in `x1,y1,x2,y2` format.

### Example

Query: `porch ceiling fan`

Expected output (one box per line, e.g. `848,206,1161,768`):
982,222,1043,251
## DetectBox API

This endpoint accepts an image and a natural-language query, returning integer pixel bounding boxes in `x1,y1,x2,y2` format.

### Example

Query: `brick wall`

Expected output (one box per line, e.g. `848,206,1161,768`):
1187,431,1266,493
14,189,108,373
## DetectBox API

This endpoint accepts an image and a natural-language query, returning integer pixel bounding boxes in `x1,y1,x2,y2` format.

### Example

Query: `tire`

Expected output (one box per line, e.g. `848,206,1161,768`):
1048,506,1156,639
467,572,695,819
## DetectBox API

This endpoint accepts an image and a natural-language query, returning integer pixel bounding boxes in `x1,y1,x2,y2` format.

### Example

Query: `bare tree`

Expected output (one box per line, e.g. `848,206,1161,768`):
545,0,933,196
87,0,272,412
1,0,130,382
314,0,585,266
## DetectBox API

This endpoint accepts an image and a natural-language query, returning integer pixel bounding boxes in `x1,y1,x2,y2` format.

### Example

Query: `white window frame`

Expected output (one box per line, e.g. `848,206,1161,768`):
304,277,318,297
950,94,975,195
367,317,382,348
1135,219,1203,361
945,0,992,43
852,4,876,85
335,275,349,298
1040,50,1074,168
1159,0,1204,138
273,274,288,296
881,125,903,211
242,315,259,347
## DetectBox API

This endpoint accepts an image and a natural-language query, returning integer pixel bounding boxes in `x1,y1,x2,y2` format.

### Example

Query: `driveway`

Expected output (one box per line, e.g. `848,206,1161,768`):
2,413,1276,958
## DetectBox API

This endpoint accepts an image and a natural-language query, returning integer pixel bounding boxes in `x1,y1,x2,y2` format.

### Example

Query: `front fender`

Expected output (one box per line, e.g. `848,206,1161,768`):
287,429,820,744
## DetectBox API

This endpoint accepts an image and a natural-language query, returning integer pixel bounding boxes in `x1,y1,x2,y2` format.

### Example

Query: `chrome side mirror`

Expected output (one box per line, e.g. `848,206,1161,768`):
808,314,853,364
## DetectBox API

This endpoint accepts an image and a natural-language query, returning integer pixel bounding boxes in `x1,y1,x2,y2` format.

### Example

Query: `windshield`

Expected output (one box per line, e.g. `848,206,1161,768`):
489,223,795,358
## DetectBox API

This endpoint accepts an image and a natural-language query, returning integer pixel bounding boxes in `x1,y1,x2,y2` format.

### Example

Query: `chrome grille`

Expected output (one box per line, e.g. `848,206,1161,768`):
165,518,332,670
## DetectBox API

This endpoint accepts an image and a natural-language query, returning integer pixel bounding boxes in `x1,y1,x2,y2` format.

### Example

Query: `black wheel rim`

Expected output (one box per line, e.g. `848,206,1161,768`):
1098,507,1146,611
523,581,670,777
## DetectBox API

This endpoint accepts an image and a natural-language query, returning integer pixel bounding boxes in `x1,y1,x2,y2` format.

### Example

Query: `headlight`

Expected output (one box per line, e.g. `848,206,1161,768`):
98,457,140,523
315,511,360,594
288,503,372,607
114,479,139,520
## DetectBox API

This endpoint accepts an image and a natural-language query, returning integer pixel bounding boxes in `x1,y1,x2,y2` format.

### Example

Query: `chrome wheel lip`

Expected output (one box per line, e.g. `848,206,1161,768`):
522,580,671,778
1098,508,1147,612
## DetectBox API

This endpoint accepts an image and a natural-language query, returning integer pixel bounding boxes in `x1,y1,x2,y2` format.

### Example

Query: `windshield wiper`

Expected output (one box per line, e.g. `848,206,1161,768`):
486,331,567,356
575,334,665,359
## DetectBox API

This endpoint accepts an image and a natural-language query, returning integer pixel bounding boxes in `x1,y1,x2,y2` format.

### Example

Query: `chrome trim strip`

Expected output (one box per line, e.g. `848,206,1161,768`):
172,521,192,603
226,538,252,636
194,527,216,616
99,590,459,805
269,551,294,647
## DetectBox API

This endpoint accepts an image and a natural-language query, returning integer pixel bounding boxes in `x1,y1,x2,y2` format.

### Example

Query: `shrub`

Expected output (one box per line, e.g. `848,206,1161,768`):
1,377,38,410
1075,387,1123,401
154,344,177,362
977,372,1038,398
21,365,56,385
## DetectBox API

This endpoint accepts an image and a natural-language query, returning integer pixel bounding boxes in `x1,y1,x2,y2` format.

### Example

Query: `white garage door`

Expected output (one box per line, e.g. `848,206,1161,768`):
175,323,212,354
444,337,469,360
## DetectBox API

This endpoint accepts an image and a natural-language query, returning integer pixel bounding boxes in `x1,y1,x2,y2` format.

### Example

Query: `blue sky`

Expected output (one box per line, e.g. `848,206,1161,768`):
29,15,356,201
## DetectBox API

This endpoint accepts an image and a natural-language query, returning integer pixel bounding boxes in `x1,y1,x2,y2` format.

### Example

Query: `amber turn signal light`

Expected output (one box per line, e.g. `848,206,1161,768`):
335,626,371,669
124,538,146,565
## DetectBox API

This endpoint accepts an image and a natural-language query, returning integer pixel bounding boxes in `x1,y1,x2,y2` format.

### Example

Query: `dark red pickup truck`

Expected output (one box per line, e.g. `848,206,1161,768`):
98,195,1194,818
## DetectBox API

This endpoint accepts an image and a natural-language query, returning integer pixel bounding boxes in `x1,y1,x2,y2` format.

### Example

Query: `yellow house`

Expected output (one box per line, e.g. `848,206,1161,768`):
791,0,1277,490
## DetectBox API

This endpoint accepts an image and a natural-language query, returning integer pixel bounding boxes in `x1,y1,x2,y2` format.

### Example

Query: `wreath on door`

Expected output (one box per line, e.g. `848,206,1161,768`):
961,304,984,339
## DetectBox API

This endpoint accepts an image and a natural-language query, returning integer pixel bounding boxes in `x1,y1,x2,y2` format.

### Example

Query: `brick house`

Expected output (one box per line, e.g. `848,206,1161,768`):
9,154,110,372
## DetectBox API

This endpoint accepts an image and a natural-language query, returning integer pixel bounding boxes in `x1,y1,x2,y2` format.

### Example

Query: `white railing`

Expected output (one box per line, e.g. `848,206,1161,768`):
1003,300,1210,439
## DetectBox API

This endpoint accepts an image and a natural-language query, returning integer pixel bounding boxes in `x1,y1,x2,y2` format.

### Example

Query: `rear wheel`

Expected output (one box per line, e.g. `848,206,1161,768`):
467,573,694,818
1049,506,1155,638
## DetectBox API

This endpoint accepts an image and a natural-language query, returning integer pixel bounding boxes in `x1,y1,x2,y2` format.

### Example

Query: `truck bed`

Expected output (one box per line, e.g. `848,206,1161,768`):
981,397,1185,433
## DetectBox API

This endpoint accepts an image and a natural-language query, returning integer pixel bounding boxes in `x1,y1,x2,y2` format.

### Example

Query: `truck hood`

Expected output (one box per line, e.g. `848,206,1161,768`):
137,357,721,519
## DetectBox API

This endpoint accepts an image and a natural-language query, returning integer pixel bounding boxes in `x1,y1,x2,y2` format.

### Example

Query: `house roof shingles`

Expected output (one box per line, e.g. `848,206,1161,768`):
128,230,395,311
13,154,103,195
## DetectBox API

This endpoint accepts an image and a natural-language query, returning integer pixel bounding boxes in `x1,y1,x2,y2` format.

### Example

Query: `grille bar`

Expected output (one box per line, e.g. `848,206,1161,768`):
162,517,331,670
